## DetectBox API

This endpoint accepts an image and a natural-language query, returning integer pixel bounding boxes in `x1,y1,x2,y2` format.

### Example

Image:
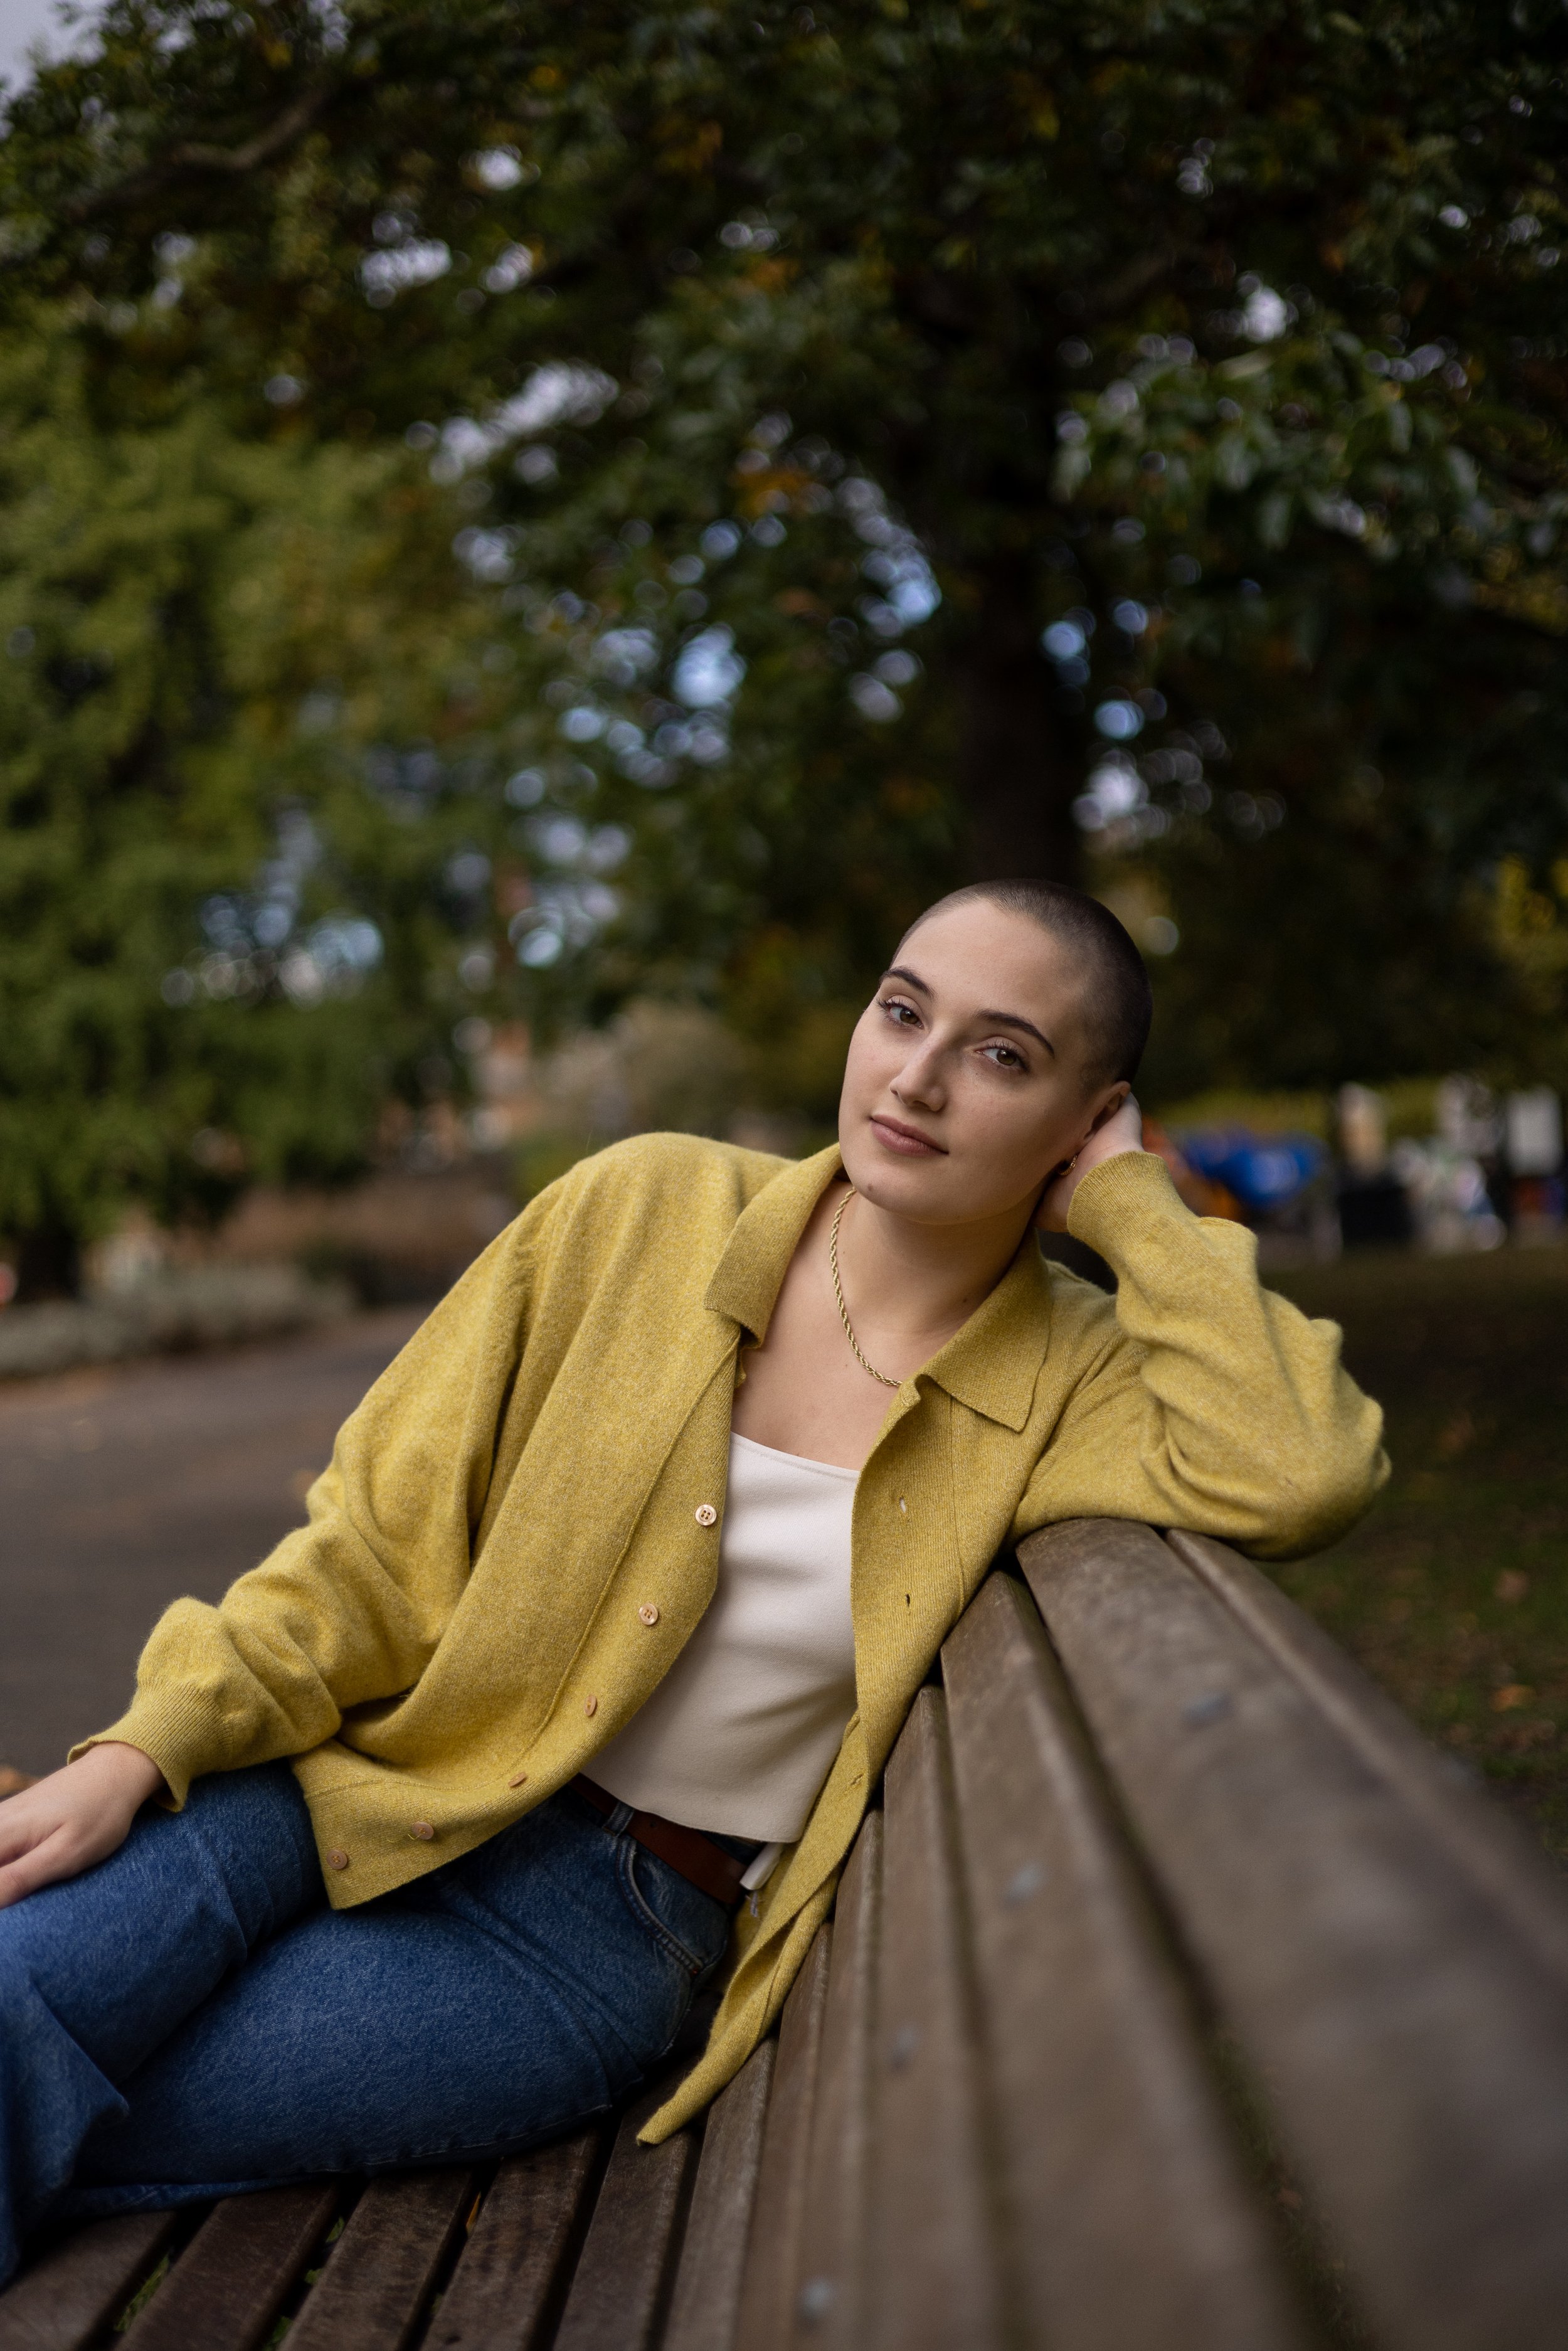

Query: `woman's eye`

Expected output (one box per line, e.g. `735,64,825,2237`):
985,1043,1025,1070
879,997,919,1026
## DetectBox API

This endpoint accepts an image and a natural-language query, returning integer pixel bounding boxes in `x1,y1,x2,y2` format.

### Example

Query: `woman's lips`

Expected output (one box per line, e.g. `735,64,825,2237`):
870,1114,946,1157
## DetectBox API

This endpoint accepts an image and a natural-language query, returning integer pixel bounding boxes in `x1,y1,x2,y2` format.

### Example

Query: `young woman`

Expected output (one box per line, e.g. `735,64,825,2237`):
0,881,1385,2277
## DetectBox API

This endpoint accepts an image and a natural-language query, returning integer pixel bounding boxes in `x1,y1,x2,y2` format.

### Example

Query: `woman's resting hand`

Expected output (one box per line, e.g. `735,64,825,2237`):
0,1743,166,1909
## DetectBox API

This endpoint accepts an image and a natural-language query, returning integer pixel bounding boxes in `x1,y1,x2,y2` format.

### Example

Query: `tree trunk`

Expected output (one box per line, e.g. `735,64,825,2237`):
14,1223,82,1302
953,559,1083,886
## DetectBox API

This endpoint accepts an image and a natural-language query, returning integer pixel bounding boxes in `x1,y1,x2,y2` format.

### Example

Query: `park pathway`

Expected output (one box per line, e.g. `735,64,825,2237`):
0,1307,423,1779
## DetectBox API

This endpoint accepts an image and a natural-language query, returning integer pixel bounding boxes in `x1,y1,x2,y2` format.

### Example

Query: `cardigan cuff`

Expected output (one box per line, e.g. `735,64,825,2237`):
1065,1147,1191,1260
68,1687,235,1810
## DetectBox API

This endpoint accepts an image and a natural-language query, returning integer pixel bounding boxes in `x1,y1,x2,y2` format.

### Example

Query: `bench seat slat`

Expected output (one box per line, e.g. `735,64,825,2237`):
1021,1519,1568,2351
871,1689,1004,2351
283,2170,476,2351
944,1572,1308,2351
663,2039,776,2351
790,1813,882,2351
551,2089,698,2351
425,2129,601,2351
733,1923,832,2351
125,2184,340,2351
0,2210,179,2351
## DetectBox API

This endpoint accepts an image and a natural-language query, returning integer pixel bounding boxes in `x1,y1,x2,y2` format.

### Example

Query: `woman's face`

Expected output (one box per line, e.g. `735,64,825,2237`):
838,899,1130,1228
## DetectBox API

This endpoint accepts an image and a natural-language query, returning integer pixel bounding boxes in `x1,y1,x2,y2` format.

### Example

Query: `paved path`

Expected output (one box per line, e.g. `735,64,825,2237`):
0,1309,423,1778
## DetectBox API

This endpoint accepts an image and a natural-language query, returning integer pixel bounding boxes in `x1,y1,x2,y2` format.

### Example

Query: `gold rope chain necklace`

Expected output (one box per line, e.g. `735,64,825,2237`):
829,1187,900,1389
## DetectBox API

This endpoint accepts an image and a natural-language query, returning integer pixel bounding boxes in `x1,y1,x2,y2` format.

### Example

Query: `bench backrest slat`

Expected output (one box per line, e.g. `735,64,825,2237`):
1168,1529,1568,1984
1021,1519,1568,2351
428,2126,601,2351
733,1918,832,2351
283,2168,476,2351
943,1570,1310,2351
870,1687,1006,2351
790,1810,882,2351
664,2038,775,2351
127,2183,339,2351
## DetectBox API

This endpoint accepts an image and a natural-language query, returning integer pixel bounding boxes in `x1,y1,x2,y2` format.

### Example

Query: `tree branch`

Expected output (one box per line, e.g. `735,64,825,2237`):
1079,244,1182,321
61,81,335,223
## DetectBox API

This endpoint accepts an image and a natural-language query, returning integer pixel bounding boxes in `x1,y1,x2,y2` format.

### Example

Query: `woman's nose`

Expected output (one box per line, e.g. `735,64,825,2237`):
893,1043,946,1108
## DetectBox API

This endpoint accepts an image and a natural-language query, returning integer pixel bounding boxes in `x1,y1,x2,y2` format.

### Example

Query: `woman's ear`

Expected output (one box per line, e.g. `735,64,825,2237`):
1083,1081,1133,1142
1034,1089,1144,1231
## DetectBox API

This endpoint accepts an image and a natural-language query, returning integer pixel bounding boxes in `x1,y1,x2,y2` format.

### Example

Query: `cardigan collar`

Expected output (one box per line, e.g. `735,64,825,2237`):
918,1239,1052,1432
703,1144,1052,1434
704,1145,840,1342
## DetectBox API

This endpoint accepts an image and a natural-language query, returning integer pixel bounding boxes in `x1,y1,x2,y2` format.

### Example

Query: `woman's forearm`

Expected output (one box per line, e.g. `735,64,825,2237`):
1032,1151,1389,1557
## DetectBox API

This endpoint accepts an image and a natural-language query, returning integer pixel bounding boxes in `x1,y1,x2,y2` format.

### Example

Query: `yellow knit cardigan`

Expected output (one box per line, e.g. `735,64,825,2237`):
83,1134,1387,2142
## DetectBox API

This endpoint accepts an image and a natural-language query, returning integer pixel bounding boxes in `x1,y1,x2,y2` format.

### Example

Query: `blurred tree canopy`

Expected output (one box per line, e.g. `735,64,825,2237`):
1,0,1565,1274
0,303,528,1285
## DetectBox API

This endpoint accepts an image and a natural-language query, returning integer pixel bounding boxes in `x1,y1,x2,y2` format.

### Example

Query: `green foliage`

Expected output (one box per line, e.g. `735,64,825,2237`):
0,303,511,1283
1,0,1565,1265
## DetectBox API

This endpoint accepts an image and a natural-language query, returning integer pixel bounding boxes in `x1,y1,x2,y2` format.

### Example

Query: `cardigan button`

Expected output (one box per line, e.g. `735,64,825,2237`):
585,1694,598,1717
507,1770,529,1788
694,1504,718,1527
638,1603,660,1626
326,1849,349,1871
410,1820,435,1840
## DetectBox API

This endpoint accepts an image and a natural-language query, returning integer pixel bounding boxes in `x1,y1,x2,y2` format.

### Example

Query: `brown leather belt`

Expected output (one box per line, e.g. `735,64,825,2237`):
569,1775,752,1906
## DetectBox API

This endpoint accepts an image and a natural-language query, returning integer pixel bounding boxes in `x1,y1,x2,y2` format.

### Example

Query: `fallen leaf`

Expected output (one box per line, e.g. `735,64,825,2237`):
1492,1684,1535,1712
1437,1409,1476,1459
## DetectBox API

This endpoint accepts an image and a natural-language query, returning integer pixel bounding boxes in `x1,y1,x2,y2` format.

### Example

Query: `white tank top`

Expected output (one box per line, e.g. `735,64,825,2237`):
590,1431,858,1847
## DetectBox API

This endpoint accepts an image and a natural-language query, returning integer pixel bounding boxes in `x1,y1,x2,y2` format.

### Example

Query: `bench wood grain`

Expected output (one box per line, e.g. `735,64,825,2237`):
8,1526,1568,2351
944,1570,1308,2351
1021,1517,1568,2351
283,2169,476,2351
733,1923,832,2351
552,2090,698,2351
790,1812,881,2351
664,2039,776,2351
0,2211,179,2351
425,2129,602,2351
871,1688,1004,2351
126,2183,340,2351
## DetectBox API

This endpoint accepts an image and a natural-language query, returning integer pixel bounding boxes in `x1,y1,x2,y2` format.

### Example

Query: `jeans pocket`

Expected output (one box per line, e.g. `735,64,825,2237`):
616,1841,733,1980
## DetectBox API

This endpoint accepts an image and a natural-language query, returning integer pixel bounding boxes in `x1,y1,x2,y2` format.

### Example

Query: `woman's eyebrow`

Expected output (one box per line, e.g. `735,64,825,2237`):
979,1009,1057,1056
881,967,1056,1057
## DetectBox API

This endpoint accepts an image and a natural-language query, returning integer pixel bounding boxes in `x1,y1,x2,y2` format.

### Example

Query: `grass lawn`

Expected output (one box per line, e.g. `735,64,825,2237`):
1268,1241,1568,1866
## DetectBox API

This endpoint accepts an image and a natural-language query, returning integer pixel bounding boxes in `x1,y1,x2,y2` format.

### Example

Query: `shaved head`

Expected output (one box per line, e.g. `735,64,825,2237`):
901,880,1153,1088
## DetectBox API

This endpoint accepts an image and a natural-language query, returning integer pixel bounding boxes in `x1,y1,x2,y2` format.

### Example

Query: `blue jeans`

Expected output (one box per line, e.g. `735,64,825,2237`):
0,1765,736,2285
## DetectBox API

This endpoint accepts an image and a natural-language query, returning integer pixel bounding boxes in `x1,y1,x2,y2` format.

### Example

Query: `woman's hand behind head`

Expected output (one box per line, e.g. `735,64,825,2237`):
1034,1092,1147,1233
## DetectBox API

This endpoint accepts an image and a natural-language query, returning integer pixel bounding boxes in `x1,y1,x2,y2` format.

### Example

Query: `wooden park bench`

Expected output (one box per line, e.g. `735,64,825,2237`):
5,1517,1568,2351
